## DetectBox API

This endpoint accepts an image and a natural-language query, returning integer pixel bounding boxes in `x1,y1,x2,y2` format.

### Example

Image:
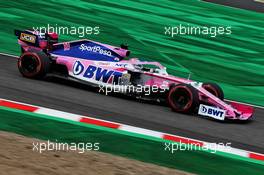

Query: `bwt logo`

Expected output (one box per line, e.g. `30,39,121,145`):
199,104,226,120
73,61,84,75
79,44,112,56
201,106,224,116
73,61,122,83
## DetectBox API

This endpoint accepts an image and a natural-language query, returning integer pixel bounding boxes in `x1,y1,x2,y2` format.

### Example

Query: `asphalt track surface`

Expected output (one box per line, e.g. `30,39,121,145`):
203,0,264,13
0,54,263,153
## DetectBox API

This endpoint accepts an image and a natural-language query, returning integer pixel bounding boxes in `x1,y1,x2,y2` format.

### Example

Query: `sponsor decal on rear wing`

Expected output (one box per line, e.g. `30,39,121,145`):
14,29,38,45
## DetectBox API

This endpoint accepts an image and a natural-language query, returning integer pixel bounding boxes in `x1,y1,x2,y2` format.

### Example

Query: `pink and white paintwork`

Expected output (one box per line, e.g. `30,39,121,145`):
15,29,254,121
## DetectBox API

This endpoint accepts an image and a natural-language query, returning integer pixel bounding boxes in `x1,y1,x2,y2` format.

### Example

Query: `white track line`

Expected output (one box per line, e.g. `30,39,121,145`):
0,52,18,58
1,98,264,162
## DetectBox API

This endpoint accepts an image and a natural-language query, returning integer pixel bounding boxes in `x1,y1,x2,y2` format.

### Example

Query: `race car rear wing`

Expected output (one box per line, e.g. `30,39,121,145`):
15,29,58,50
15,29,39,46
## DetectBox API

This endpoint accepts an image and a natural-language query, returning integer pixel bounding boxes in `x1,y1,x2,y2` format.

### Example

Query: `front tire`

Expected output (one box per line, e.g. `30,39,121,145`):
18,51,50,79
202,82,224,100
167,84,199,114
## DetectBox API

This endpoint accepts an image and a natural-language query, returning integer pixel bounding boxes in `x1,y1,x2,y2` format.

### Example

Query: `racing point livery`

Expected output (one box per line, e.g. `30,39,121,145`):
14,29,254,121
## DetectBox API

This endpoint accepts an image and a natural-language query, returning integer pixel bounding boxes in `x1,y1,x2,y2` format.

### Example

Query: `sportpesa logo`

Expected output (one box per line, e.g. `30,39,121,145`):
79,44,112,56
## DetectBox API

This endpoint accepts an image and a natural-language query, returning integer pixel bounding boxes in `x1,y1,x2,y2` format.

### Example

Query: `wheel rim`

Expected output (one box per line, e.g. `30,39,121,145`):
170,87,192,111
20,55,40,74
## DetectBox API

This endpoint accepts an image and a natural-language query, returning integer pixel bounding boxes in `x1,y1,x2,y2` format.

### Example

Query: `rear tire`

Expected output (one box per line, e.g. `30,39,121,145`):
18,51,50,79
202,82,224,100
167,84,199,114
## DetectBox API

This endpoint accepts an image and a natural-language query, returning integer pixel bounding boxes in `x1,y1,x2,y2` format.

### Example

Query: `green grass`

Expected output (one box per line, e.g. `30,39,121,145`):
1,106,264,175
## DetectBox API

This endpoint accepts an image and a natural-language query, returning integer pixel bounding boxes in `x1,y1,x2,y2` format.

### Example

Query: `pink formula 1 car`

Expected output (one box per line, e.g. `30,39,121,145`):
15,29,253,121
